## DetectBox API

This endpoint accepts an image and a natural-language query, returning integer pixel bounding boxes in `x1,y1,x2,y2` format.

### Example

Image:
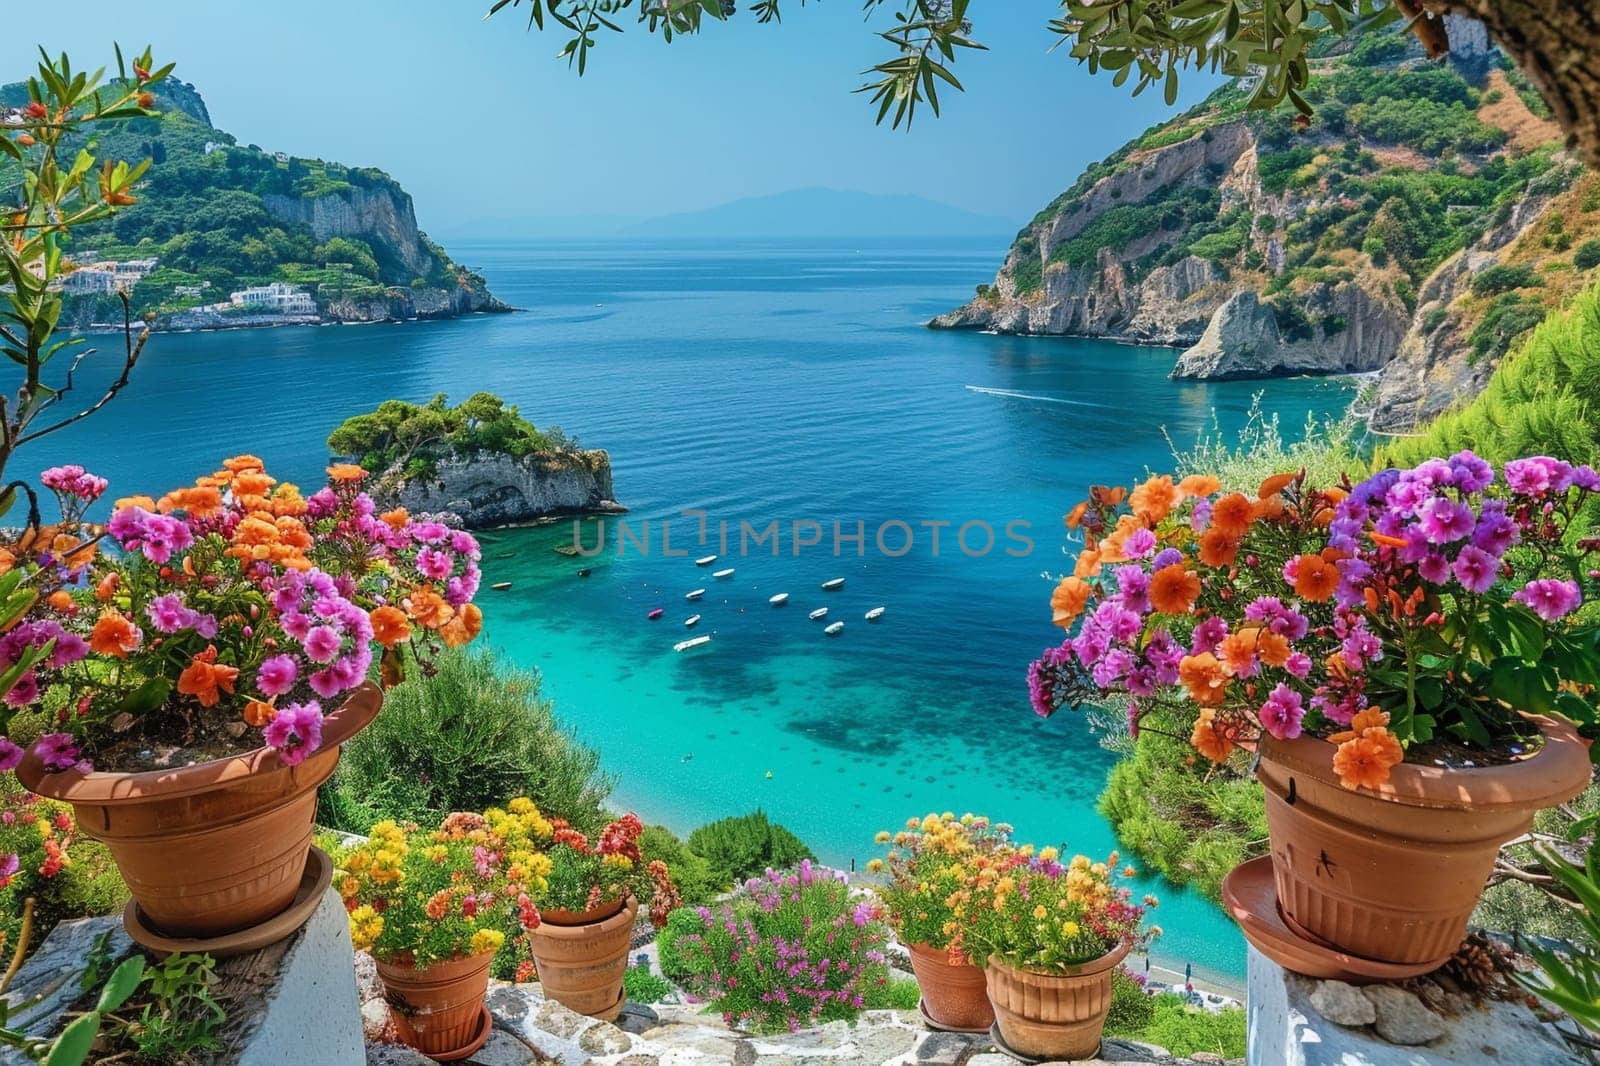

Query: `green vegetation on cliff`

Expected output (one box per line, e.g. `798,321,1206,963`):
0,77,493,319
328,392,576,479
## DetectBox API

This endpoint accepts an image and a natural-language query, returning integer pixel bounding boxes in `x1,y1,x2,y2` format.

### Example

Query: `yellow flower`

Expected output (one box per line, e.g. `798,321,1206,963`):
1060,920,1080,938
601,853,634,869
470,928,506,956
1038,846,1059,863
348,905,383,952
866,859,884,873
1032,905,1048,920
874,831,891,844
338,876,361,899
508,797,537,815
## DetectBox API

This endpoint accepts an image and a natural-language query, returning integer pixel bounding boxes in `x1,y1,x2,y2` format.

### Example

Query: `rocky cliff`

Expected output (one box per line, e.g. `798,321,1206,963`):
369,450,623,529
935,22,1592,430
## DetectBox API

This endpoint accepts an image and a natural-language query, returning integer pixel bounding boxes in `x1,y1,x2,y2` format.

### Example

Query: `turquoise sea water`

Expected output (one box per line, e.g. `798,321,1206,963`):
34,238,1355,984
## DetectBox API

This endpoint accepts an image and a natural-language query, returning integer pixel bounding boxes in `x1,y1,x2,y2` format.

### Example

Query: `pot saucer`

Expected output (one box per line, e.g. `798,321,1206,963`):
917,999,991,1035
987,1023,1097,1064
428,1006,493,1062
1222,856,1439,982
124,846,333,959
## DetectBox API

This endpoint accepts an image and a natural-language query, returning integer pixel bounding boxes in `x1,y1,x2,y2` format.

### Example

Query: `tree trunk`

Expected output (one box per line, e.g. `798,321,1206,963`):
1428,1,1600,168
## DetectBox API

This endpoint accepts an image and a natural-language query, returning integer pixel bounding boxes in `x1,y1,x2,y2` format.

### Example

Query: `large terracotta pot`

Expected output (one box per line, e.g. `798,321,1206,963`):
16,682,381,942
527,894,637,1021
906,941,993,1031
984,943,1129,1060
377,950,494,1058
1256,716,1592,969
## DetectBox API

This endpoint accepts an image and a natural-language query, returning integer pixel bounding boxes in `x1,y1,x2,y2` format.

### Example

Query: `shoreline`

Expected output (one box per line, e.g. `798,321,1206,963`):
78,305,519,336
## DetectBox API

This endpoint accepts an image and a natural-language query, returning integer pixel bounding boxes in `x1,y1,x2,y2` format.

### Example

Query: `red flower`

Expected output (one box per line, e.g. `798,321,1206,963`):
23,102,47,120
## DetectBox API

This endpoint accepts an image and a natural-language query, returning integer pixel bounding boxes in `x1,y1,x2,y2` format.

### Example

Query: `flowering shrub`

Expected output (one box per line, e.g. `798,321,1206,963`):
867,812,1014,955
1030,455,1600,790
958,850,1155,973
337,798,677,974
666,861,891,1033
0,457,483,772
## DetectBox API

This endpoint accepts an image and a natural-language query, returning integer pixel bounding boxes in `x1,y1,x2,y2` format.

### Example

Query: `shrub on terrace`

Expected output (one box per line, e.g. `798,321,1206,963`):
685,810,815,889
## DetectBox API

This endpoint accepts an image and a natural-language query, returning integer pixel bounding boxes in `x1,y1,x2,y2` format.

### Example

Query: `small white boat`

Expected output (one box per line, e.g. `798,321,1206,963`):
491,581,512,591
824,621,844,635
821,578,845,591
695,555,718,567
865,607,885,621
684,614,702,628
769,592,789,606
713,568,735,579
809,607,829,621
686,589,706,601
675,635,712,652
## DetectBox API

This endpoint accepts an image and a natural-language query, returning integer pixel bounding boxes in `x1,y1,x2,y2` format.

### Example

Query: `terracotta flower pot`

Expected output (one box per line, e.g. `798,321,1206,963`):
16,682,381,945
527,894,637,1021
377,950,495,1058
906,941,993,1031
983,943,1129,1060
1256,716,1592,969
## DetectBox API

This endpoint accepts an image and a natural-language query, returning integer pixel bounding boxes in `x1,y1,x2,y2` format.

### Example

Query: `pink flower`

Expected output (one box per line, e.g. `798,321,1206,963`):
256,654,299,697
33,733,81,772
0,853,17,889
1258,684,1305,741
1451,545,1499,594
263,702,323,766
0,738,21,772
302,625,342,664
1514,579,1582,622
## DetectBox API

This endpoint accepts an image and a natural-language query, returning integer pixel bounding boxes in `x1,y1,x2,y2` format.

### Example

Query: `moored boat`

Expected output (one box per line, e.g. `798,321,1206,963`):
865,606,885,621
809,607,829,620
686,589,706,601
647,608,664,620
491,581,512,591
675,635,712,652
769,593,789,606
824,621,844,635
712,568,735,579
821,578,845,591
684,614,702,628
695,555,718,566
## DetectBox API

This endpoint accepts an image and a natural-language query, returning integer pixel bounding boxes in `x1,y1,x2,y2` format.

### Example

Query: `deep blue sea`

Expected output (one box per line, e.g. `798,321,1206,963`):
33,238,1357,984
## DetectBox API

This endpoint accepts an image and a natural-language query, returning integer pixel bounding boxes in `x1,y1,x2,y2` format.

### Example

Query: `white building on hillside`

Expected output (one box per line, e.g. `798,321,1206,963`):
230,282,316,315
61,269,120,294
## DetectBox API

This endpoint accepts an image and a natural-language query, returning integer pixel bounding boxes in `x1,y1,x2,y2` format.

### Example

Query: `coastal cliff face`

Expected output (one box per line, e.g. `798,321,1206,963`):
263,186,432,278
370,451,622,529
935,22,1593,430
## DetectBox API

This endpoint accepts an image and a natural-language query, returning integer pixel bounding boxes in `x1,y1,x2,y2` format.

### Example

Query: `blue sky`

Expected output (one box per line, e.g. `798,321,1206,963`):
3,1,1224,236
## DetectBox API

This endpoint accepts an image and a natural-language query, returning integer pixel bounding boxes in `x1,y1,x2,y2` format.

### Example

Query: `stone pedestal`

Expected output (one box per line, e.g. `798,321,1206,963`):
1246,946,1588,1065
1,888,362,1065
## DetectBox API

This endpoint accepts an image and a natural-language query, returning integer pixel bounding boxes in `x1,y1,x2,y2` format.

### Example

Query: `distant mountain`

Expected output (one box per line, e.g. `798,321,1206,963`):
624,188,1016,238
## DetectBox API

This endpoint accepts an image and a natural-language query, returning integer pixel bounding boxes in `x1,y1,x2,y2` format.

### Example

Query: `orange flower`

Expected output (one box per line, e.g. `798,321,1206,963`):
1209,493,1255,537
1191,709,1236,763
47,590,76,614
89,611,140,658
1131,475,1182,523
1072,547,1103,579
243,700,276,728
1063,501,1090,530
232,470,277,497
1256,629,1291,668
0,547,13,577
1292,553,1339,602
439,603,483,648
270,483,307,517
1253,495,1285,521
370,605,412,646
1219,628,1261,678
157,485,224,516
1257,472,1297,499
407,589,454,630
1099,514,1145,563
94,572,120,602
1332,728,1404,791
1178,653,1228,705
275,516,313,550
1089,485,1127,507
327,463,367,483
380,508,410,531
176,645,240,708
1149,564,1201,615
1177,474,1221,499
1368,531,1407,549
1197,528,1240,568
1051,576,1093,628
222,455,265,474
113,495,156,512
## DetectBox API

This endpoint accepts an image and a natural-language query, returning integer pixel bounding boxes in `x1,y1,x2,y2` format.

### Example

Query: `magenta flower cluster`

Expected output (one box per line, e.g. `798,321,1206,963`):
670,861,890,1034
264,569,375,701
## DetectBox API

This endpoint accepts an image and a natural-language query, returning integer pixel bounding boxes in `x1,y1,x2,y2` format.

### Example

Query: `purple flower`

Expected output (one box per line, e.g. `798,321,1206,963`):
4,672,38,707
1418,553,1450,585
256,654,299,697
1259,683,1305,741
263,702,323,766
0,738,20,772
1123,527,1157,560
851,903,872,928
1572,465,1600,492
1151,547,1184,570
1451,545,1500,594
1284,651,1312,678
1514,579,1583,622
33,733,81,772
1191,616,1229,655
0,852,18,885
1418,497,1475,544
146,593,197,634
1505,456,1574,495
1115,566,1151,613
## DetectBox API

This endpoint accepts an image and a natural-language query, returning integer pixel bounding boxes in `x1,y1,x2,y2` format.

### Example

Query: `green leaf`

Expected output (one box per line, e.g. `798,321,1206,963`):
96,955,146,1012
120,677,172,715
42,1013,100,1066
